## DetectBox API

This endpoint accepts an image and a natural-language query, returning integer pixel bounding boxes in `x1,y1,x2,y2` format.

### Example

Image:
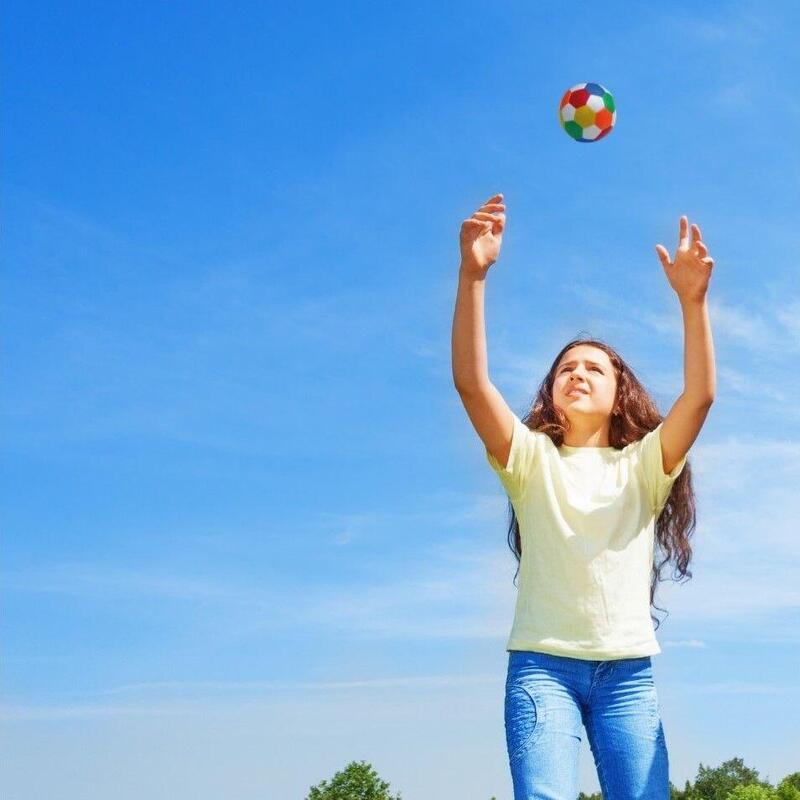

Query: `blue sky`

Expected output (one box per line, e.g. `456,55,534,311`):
2,1,799,797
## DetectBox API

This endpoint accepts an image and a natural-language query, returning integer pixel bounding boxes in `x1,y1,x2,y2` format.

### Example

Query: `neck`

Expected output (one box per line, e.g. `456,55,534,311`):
561,419,612,447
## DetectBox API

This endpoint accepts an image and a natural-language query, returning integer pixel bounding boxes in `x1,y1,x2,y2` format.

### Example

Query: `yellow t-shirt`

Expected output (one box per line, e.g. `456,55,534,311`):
485,413,688,660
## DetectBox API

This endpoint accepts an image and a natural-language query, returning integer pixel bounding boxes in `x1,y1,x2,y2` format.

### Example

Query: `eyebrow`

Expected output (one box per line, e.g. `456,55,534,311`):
559,359,606,369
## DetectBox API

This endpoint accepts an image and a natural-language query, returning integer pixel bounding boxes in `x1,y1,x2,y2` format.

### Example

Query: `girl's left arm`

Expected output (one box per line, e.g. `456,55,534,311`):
654,216,717,474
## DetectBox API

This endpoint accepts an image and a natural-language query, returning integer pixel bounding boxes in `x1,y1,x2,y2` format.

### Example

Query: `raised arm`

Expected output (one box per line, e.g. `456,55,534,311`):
451,193,518,469
655,215,717,473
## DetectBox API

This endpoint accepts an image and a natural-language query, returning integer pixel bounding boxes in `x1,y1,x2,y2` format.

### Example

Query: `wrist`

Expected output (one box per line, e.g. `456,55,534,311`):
678,294,708,309
459,261,490,281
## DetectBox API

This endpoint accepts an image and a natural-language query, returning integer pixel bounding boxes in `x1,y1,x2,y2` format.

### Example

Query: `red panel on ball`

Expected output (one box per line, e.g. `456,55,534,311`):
559,90,571,109
569,88,589,108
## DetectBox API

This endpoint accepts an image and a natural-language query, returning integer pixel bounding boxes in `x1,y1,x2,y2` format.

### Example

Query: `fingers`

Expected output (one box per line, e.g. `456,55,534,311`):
473,207,506,234
679,216,689,249
479,194,504,213
462,193,505,235
692,222,713,267
462,219,491,231
655,244,671,268
464,213,502,231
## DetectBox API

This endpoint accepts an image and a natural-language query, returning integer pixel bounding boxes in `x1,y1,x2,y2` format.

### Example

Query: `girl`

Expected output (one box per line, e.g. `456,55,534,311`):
451,193,716,800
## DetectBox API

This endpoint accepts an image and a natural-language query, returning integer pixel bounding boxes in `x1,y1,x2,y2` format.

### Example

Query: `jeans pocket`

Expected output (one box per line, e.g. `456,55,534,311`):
505,679,545,763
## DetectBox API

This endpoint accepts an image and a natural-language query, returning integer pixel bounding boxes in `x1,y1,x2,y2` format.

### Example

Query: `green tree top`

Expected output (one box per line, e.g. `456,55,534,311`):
694,757,772,800
725,785,778,800
305,760,402,800
777,773,800,800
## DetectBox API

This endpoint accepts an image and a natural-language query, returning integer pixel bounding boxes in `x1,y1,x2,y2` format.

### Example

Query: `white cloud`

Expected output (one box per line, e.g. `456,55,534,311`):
708,298,776,350
775,298,800,345
666,681,799,695
662,639,707,649
716,365,789,403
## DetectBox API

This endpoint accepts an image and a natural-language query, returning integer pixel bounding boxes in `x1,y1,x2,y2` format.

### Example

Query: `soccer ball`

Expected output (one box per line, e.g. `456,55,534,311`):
558,83,616,142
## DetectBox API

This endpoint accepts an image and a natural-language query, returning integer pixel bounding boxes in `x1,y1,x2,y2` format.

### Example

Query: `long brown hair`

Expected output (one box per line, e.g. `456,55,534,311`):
505,337,696,629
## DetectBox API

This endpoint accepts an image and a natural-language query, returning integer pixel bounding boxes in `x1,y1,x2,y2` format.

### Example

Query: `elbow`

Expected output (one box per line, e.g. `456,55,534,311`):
454,379,489,397
684,392,715,408
454,380,473,395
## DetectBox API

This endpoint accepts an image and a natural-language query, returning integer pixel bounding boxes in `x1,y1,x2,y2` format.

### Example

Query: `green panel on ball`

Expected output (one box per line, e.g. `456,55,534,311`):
564,120,583,140
603,92,615,112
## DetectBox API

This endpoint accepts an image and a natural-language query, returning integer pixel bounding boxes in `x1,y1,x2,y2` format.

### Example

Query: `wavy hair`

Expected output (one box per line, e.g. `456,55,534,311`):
505,337,696,629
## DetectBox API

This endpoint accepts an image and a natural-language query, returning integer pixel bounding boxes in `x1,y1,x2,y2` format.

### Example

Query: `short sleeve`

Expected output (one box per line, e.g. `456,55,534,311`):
485,411,540,503
637,422,688,515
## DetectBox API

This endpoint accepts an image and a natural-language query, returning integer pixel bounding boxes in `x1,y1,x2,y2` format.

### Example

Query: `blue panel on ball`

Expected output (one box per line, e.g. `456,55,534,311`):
584,82,605,96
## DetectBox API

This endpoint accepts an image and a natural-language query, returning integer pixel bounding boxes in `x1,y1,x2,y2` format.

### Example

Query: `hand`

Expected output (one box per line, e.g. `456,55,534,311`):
459,193,506,276
655,216,715,304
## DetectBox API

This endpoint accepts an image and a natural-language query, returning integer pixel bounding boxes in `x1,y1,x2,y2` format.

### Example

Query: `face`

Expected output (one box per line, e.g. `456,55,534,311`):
552,345,618,424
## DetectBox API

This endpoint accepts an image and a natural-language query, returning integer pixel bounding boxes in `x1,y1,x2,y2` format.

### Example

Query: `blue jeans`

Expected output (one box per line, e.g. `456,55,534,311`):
505,649,669,800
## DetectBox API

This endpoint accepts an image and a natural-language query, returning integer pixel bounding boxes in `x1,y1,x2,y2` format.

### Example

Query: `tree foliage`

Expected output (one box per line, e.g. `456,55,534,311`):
305,760,402,800
693,757,772,800
725,785,778,800
777,773,800,800
305,756,798,800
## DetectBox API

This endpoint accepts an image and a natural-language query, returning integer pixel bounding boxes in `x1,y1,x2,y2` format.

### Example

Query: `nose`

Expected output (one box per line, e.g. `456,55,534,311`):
567,374,588,391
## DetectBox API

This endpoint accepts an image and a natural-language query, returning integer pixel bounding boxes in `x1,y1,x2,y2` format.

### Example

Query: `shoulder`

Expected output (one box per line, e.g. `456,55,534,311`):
622,423,662,455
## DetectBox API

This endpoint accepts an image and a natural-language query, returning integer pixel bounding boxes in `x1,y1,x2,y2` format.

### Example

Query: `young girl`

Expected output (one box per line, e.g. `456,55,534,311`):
451,193,716,800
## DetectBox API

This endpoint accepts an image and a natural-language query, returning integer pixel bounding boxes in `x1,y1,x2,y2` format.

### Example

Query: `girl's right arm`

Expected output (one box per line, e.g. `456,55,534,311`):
451,193,518,470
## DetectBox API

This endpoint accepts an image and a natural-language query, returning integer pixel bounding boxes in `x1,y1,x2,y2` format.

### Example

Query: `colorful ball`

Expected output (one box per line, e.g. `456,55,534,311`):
558,83,616,142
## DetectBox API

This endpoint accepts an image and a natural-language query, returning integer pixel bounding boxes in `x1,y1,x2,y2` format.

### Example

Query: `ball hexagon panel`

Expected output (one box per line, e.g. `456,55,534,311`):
595,108,613,129
584,83,606,96
573,105,595,128
569,88,589,108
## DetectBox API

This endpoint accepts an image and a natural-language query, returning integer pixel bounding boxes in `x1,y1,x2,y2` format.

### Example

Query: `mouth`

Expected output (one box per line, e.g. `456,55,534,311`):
566,388,588,397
